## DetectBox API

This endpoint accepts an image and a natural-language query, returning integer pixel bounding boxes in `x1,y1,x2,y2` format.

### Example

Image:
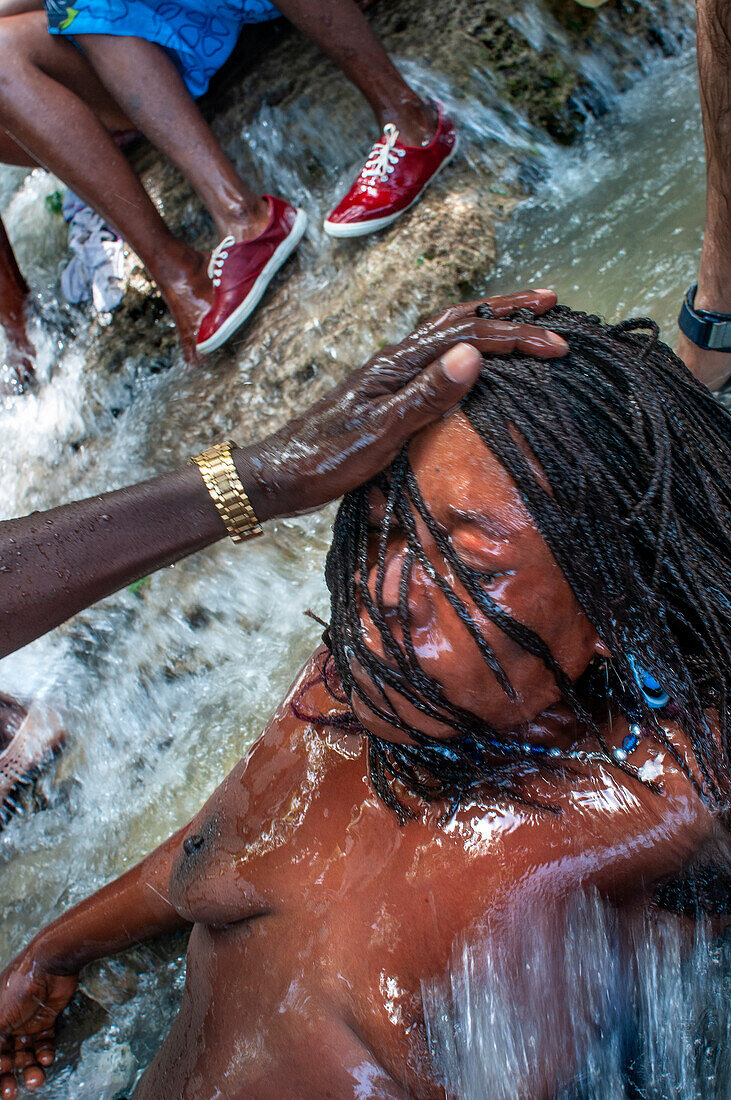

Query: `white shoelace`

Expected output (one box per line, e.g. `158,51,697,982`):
208,235,235,286
360,124,405,182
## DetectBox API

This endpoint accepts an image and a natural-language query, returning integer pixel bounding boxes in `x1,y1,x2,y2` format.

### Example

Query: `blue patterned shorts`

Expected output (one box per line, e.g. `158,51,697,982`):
44,0,280,98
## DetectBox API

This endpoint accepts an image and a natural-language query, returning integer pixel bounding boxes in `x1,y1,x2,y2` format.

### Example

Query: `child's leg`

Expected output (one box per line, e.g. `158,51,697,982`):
74,34,271,243
0,13,212,359
272,0,435,145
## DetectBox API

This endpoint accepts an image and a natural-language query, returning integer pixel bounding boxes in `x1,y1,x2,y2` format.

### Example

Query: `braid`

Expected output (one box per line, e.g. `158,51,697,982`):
324,306,731,819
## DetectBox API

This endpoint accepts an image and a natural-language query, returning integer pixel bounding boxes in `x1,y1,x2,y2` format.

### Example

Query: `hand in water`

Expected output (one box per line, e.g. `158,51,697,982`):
0,947,78,1097
239,288,568,520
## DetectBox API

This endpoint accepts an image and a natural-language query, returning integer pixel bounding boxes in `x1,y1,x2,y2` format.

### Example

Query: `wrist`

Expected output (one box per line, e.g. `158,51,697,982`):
231,442,289,524
28,929,78,976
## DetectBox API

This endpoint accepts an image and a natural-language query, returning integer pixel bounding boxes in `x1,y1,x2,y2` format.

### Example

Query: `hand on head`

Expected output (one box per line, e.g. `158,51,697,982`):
238,289,568,520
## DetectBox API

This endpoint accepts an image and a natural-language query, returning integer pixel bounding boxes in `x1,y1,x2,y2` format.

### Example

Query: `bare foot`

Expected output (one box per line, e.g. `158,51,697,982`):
1,338,36,396
676,331,731,394
160,254,214,365
0,315,36,395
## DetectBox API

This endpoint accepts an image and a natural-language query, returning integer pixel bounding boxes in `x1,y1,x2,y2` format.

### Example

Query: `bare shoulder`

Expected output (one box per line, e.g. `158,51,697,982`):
442,714,719,910
187,647,366,852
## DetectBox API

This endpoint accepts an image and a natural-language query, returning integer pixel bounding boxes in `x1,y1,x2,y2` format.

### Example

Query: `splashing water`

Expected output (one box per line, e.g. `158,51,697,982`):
423,893,731,1100
487,50,706,352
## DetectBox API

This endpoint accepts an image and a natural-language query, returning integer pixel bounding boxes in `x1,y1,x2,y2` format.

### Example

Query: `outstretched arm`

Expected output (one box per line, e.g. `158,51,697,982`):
0,290,567,659
0,825,189,1097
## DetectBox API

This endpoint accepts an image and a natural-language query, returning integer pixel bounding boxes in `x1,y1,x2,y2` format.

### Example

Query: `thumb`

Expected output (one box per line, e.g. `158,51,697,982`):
380,343,482,435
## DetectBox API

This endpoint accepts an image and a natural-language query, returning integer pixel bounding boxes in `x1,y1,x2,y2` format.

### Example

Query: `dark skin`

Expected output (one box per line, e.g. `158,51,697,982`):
0,290,567,659
0,410,716,1099
677,0,731,391
0,0,436,361
0,217,34,395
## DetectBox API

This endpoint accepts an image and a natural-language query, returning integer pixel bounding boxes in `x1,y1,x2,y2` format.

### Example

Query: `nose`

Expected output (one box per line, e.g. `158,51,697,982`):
367,537,431,627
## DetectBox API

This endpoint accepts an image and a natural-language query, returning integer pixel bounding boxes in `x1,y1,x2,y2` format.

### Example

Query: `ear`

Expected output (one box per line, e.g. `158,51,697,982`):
594,638,612,658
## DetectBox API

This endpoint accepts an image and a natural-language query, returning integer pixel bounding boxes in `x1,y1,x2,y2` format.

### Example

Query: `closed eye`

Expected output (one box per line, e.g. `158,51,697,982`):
460,561,509,585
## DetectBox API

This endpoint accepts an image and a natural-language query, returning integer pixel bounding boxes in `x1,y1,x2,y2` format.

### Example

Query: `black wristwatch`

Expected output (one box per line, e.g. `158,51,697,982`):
678,283,731,352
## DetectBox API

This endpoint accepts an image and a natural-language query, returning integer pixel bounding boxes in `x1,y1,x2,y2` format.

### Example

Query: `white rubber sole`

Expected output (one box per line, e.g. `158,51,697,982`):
197,208,308,354
323,139,459,240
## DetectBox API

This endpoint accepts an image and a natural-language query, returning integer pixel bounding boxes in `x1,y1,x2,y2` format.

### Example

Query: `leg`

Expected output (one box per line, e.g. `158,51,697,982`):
0,208,34,393
271,0,435,145
677,0,731,391
74,35,270,243
0,14,212,360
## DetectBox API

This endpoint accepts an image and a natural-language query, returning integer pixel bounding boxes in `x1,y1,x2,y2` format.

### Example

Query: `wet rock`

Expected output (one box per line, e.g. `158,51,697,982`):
74,0,693,463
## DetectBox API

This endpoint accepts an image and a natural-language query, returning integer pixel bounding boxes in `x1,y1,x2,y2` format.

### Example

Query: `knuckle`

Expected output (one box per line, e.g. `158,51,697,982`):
414,376,446,415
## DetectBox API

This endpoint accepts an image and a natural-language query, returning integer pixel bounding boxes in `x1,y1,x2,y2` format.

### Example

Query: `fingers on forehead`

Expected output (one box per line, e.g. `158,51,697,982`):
496,323,569,356
485,289,558,316
445,317,568,356
442,290,558,322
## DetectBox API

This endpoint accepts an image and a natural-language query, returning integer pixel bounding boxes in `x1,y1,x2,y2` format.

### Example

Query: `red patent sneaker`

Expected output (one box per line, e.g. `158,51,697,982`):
196,195,307,354
323,106,457,239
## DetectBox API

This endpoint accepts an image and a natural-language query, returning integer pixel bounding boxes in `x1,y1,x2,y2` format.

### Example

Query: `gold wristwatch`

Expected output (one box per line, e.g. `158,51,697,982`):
189,440,263,544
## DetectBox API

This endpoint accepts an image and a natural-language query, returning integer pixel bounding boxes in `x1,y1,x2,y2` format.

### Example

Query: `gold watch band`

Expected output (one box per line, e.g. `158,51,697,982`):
189,440,263,545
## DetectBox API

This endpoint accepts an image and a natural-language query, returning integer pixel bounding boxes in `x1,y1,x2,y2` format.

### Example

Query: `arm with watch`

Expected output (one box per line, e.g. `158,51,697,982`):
0,291,568,659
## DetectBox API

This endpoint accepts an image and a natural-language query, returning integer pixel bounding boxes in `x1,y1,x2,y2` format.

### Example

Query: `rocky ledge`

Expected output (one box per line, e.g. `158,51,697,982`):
76,0,692,462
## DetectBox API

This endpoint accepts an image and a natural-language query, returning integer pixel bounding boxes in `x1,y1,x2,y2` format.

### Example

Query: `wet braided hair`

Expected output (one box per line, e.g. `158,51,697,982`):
323,305,731,820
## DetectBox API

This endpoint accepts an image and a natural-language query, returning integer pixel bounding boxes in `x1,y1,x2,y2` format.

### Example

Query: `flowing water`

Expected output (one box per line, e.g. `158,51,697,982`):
423,892,731,1099
0,19,727,1099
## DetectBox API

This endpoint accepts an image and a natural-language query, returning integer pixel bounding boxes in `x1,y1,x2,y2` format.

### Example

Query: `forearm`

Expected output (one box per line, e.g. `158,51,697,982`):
0,447,270,658
30,828,189,975
0,292,561,656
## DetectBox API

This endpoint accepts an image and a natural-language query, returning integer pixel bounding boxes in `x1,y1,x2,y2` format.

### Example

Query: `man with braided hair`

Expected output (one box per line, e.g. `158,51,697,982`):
0,303,729,1099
